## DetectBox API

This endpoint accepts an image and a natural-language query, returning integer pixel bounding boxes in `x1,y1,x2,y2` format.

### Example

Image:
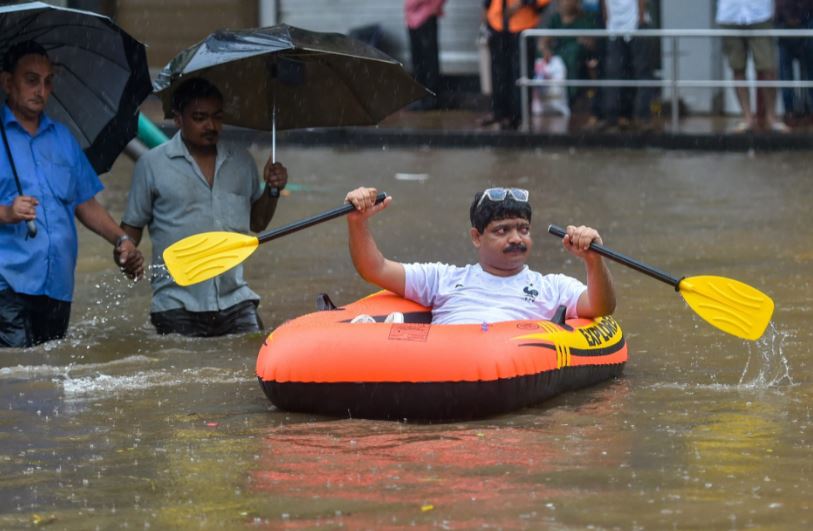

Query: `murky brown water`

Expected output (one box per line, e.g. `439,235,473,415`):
1,146,810,529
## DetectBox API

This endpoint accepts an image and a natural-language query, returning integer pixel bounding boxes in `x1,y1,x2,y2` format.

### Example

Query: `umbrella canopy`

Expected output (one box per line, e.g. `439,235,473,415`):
153,24,430,131
0,2,151,174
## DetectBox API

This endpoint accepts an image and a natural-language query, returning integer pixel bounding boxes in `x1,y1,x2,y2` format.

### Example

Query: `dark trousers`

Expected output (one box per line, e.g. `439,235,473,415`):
489,30,535,125
409,15,440,107
0,290,71,348
150,300,264,337
603,35,656,122
778,33,813,116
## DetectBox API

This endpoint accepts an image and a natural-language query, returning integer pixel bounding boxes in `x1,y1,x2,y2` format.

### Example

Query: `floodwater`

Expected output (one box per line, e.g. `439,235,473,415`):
1,145,810,529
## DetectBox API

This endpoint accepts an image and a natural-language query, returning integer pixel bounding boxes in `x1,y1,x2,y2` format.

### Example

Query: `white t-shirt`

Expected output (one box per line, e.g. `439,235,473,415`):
604,0,639,32
715,0,773,25
403,263,587,325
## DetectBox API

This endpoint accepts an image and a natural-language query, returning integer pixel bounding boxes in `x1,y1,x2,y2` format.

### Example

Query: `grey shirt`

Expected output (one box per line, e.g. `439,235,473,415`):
123,131,263,313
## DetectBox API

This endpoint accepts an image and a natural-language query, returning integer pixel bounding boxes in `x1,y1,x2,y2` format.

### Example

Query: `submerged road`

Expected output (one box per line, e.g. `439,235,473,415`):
1,146,809,528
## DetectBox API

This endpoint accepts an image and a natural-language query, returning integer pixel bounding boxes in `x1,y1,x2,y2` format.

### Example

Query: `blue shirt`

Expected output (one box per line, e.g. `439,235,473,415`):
122,131,263,313
0,106,102,301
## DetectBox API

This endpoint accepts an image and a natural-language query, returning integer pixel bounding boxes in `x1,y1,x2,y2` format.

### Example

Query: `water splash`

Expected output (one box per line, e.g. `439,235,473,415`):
0,355,156,380
737,322,793,388
60,366,246,400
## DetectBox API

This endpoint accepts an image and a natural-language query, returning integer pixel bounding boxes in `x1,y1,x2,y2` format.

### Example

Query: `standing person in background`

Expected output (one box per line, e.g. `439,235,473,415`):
775,0,813,126
0,41,144,348
121,78,289,338
480,0,551,130
600,0,657,131
716,0,790,133
405,0,446,110
540,0,600,111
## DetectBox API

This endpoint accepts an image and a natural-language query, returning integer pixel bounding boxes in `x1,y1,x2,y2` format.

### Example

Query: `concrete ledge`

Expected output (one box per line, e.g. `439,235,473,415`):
194,125,813,152
220,127,813,151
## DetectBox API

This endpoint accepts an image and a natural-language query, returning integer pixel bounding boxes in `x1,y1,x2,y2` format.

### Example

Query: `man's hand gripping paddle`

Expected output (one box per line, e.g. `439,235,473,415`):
548,224,774,341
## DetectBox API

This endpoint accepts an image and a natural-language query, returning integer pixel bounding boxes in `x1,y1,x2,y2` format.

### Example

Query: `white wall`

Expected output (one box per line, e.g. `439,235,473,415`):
273,0,483,74
660,0,719,114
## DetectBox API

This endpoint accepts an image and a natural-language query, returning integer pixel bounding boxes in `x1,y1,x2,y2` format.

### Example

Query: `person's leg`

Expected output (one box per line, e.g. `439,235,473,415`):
505,32,524,128
409,16,440,109
602,37,626,125
777,37,796,115
422,16,441,106
585,37,606,126
750,31,785,130
29,296,71,345
488,31,513,122
732,70,754,127
211,300,264,336
756,69,785,129
618,40,635,124
631,34,656,124
721,33,753,128
0,289,32,348
150,308,209,337
804,20,813,115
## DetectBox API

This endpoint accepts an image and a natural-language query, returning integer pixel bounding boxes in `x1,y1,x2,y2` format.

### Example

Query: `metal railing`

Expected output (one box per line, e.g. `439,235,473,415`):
518,28,813,132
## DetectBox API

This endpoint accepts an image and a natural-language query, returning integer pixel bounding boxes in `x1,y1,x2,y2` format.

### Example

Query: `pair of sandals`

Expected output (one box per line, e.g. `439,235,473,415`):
350,312,405,324
478,114,519,130
733,120,790,134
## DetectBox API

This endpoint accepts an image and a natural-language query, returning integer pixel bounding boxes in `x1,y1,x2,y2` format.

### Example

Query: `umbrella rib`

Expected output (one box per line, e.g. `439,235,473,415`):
1,5,150,173
2,12,132,136
10,23,131,68
1,10,132,69
47,90,91,145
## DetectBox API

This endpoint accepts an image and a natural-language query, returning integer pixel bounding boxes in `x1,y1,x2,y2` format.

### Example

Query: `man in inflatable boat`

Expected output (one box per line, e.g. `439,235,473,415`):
344,186,616,324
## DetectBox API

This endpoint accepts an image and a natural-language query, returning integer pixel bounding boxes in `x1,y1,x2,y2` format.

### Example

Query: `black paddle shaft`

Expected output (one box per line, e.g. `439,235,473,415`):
258,193,387,244
547,224,681,288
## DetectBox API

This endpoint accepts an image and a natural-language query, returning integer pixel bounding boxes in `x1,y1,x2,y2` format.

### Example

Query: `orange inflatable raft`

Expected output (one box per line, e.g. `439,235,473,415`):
256,291,628,420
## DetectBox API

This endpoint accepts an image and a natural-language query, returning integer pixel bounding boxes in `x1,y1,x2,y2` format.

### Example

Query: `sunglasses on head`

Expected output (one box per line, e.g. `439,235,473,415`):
476,188,530,208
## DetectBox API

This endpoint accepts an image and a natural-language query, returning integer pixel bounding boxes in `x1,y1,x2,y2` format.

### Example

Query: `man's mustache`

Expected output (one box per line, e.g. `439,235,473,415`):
503,243,527,254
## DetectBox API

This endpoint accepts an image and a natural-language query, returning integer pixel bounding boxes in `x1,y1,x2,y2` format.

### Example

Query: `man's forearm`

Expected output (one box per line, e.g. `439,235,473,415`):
250,193,279,233
584,257,616,316
75,198,126,244
348,218,386,282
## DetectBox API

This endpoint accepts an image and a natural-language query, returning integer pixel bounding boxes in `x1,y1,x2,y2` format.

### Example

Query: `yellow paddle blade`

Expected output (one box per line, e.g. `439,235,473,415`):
163,231,259,287
678,275,774,341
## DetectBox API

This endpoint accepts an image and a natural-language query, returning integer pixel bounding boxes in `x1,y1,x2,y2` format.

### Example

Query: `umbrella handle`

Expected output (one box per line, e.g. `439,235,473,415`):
26,220,37,238
1,115,37,239
268,100,279,198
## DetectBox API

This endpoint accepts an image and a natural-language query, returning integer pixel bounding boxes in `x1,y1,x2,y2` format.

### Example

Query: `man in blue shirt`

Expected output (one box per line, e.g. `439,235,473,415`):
0,41,144,348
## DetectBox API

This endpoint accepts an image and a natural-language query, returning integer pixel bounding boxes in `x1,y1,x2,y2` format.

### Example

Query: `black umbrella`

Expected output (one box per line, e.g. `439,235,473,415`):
153,24,429,134
0,1,151,174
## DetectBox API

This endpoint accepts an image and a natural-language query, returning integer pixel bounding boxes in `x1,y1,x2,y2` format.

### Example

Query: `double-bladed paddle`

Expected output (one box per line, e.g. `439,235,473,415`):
548,224,774,341
164,192,387,287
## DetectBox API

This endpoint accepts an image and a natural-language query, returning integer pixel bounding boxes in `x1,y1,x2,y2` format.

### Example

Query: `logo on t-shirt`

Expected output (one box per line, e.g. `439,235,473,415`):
523,284,539,303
